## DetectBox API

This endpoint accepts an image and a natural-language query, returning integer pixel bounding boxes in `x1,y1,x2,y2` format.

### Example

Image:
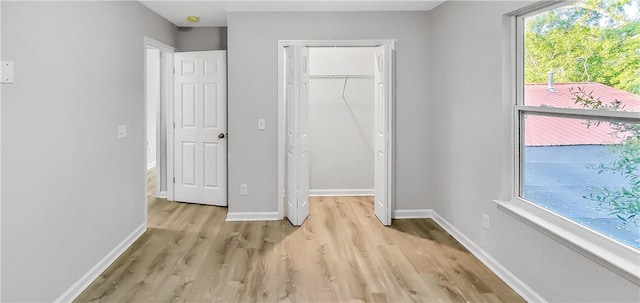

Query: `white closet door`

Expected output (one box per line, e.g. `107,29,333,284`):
374,45,392,225
285,45,310,226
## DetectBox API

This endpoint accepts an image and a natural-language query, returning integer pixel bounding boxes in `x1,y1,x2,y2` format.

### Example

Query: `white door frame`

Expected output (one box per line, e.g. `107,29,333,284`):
144,37,175,206
277,39,396,221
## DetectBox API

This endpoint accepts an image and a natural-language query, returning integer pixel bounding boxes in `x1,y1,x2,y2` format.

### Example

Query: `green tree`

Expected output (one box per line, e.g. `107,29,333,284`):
524,0,640,93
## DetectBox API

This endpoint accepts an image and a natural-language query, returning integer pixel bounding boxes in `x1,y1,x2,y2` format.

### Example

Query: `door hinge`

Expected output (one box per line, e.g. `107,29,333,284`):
173,177,175,183
173,122,175,129
173,67,176,74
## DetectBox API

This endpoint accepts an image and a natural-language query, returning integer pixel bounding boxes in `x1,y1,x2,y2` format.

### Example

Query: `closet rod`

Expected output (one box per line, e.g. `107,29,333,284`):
309,75,374,79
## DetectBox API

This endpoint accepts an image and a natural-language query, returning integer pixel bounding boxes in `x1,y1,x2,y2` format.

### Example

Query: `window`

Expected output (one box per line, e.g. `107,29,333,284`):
511,0,640,278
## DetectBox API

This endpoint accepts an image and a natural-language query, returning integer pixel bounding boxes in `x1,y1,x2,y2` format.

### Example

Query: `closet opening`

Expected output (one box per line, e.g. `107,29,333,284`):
308,47,375,199
277,40,396,226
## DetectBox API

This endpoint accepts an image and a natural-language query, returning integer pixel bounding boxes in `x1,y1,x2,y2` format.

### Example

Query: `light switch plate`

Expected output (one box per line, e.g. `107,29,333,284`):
1,61,15,84
117,125,127,139
257,119,266,130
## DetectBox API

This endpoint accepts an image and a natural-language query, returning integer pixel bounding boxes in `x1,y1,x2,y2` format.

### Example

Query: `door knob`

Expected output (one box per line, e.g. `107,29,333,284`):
218,133,225,139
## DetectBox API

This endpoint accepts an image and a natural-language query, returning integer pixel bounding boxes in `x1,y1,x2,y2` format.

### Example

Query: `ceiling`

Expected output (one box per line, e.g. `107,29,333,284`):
139,0,447,27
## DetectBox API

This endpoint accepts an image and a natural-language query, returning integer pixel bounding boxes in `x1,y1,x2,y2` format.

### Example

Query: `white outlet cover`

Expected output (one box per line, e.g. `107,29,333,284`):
1,61,15,84
482,214,490,230
257,119,266,130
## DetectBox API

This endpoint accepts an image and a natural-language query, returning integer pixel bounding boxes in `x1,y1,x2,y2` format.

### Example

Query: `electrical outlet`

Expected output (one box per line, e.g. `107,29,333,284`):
117,125,127,139
240,184,248,195
482,213,491,230
1,61,15,84
257,119,266,130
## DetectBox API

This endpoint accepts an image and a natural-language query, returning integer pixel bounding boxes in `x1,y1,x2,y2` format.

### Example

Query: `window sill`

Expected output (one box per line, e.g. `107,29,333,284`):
493,197,640,285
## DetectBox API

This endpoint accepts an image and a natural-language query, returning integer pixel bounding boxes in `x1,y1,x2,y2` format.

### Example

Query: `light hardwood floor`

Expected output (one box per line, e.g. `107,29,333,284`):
76,176,524,302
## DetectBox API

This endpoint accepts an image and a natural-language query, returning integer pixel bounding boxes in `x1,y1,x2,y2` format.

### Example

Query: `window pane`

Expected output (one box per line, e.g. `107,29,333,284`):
522,113,640,249
523,2,640,112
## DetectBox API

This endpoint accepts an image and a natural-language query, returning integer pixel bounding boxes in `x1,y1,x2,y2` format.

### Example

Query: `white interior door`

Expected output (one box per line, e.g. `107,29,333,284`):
285,45,310,226
173,51,227,206
374,45,392,225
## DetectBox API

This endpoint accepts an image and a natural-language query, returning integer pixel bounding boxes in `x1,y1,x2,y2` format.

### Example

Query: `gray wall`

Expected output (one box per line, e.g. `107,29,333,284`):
427,1,640,302
1,2,177,301
178,27,227,51
227,11,431,213
309,48,374,192
309,78,374,191
309,47,375,76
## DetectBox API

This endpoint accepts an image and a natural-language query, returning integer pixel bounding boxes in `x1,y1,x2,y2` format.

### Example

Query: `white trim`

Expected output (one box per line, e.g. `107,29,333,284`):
277,39,397,219
516,105,640,122
309,189,374,197
143,36,177,202
495,198,640,284
386,41,396,226
0,3,3,298
277,41,288,219
156,191,168,199
428,211,548,303
165,51,175,201
280,39,394,47
514,1,577,19
226,212,281,222
392,209,432,219
143,37,176,52
147,161,156,171
54,223,147,303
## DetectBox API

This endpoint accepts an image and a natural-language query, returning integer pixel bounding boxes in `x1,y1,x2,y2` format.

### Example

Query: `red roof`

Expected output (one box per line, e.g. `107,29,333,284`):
524,83,639,146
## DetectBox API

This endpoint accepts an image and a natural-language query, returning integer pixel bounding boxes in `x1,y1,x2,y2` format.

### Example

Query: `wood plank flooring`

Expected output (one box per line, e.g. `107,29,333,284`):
76,192,524,302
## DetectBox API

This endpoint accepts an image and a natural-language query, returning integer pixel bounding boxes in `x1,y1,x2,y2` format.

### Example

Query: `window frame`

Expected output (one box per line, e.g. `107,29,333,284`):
496,1,640,284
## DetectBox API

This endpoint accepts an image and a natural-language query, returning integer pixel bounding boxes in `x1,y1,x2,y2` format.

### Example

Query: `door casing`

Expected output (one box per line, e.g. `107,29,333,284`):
277,39,396,224
144,36,175,211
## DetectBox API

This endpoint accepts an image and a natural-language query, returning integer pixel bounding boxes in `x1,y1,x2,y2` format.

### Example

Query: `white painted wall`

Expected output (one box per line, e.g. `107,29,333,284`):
146,48,160,169
427,1,640,302
227,12,431,213
178,27,227,51
308,47,374,193
1,2,177,301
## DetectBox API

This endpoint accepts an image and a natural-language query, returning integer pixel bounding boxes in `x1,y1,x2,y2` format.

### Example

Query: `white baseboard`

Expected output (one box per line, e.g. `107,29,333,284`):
309,189,374,197
156,191,167,199
226,212,281,221
55,223,147,303
392,209,433,219
147,161,156,171
428,211,547,303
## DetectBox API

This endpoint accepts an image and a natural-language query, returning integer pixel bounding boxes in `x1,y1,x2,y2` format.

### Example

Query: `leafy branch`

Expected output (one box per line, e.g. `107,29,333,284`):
572,87,640,227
